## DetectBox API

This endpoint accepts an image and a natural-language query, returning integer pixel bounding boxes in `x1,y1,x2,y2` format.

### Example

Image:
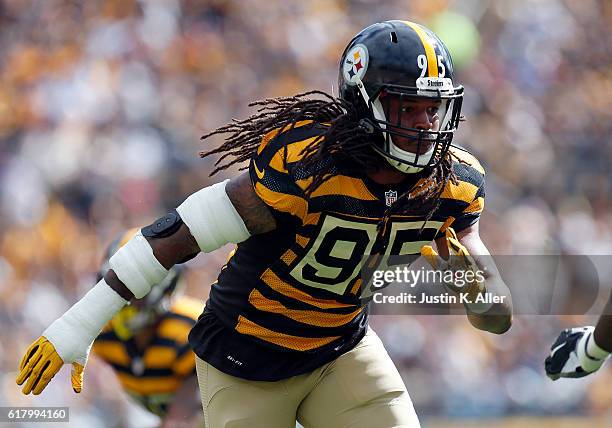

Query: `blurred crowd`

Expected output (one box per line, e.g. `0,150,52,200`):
0,0,610,426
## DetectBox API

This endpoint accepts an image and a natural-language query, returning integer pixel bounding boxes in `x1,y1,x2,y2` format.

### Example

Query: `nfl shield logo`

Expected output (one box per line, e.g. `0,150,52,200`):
384,190,398,207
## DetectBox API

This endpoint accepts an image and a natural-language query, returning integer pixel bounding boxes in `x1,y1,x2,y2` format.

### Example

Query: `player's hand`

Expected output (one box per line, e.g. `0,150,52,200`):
545,326,609,380
420,227,483,295
16,336,89,395
16,279,127,395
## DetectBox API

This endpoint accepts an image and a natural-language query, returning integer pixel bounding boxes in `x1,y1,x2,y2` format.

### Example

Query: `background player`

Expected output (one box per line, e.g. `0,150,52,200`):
93,229,204,427
545,293,611,380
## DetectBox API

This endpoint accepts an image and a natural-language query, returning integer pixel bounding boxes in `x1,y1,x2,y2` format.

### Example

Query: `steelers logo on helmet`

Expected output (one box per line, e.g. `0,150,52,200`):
342,44,369,85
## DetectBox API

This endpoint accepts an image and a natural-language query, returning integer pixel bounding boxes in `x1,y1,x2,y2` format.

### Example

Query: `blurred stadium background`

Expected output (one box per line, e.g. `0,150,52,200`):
0,0,610,426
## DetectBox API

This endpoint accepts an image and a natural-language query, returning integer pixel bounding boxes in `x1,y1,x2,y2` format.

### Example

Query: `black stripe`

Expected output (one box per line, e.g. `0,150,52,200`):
150,337,178,347
308,196,386,218
436,198,470,216
450,214,480,233
164,313,197,326
255,167,305,198
110,362,175,378
453,162,484,188
299,224,319,236
176,343,192,359
240,307,366,339
256,270,361,314
475,184,485,199
387,226,439,242
96,331,117,341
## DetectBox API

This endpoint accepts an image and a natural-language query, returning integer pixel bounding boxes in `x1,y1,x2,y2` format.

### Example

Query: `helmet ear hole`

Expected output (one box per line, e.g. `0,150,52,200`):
390,31,398,43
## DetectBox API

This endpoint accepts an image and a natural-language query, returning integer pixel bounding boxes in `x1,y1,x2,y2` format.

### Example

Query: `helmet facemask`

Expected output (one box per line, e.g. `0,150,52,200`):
110,268,183,340
356,78,464,173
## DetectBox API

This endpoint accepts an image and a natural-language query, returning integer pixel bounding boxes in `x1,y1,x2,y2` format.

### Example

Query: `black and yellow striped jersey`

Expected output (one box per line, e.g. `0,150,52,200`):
93,297,203,416
190,121,485,381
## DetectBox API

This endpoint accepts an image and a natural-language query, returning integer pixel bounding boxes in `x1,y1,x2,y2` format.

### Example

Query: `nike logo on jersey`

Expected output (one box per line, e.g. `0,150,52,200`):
254,162,265,179
226,354,244,366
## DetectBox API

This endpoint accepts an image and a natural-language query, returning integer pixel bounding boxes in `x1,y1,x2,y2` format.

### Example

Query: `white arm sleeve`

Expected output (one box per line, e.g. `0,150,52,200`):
109,230,169,298
43,279,127,364
176,179,250,252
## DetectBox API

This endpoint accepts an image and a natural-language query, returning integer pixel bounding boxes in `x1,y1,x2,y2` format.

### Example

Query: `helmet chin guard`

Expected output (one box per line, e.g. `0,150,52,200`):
384,141,435,173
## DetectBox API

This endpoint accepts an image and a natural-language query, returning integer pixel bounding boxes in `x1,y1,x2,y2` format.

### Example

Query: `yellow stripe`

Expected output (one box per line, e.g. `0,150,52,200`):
449,147,485,175
401,21,438,77
173,351,196,376
261,269,355,309
269,136,322,173
257,120,316,155
350,278,362,295
117,373,181,394
440,180,479,204
248,289,363,328
254,182,308,219
296,175,377,201
463,197,484,214
157,319,191,342
92,342,130,366
118,228,139,247
235,315,340,351
170,297,203,320
143,346,177,369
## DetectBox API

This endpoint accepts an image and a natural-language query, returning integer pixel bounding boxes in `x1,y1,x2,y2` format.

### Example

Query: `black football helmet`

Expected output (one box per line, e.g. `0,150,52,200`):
338,20,464,173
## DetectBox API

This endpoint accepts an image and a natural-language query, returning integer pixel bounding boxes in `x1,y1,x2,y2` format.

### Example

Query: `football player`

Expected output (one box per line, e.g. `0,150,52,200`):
91,229,204,427
545,293,611,380
17,21,512,427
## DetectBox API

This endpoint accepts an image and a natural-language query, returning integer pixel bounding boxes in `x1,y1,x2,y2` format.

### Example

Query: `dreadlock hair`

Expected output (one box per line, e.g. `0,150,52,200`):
199,90,460,233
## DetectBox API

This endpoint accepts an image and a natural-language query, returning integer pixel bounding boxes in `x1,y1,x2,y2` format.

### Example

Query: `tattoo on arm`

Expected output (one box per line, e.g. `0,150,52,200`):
226,172,277,234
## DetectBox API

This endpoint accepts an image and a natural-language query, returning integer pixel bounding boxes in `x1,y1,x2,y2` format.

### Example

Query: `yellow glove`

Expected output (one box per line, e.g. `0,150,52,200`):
16,337,85,395
15,278,131,396
420,227,484,297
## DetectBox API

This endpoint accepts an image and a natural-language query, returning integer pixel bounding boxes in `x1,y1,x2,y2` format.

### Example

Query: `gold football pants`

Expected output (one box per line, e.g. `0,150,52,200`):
196,328,420,428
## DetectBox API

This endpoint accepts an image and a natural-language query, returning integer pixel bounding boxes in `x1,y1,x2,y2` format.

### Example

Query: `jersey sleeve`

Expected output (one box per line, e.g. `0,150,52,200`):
249,122,324,224
451,172,485,232
437,148,486,236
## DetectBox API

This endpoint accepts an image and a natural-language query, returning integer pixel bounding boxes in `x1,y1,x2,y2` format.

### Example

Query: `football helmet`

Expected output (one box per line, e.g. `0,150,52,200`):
338,20,464,173
99,228,184,340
